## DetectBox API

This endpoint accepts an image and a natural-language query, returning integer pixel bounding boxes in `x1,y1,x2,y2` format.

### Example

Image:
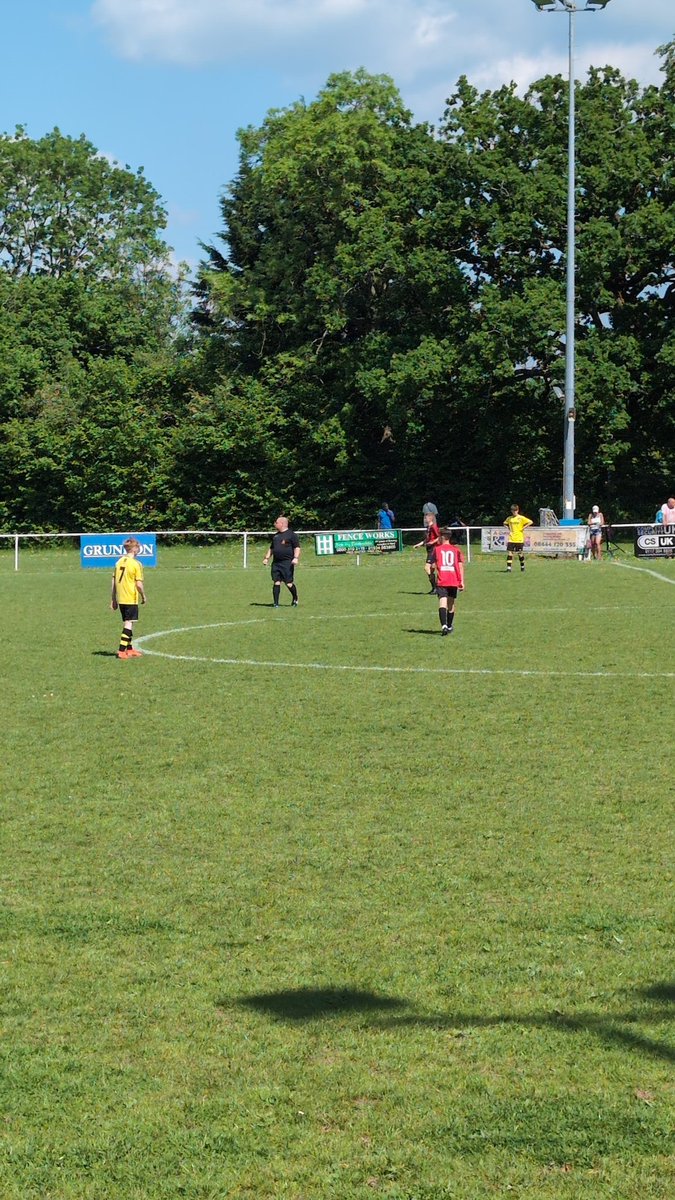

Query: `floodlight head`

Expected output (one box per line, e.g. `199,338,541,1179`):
530,0,556,9
585,0,613,9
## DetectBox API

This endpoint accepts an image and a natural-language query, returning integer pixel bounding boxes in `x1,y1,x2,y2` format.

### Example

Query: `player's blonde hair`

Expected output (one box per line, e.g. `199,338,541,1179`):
123,537,141,553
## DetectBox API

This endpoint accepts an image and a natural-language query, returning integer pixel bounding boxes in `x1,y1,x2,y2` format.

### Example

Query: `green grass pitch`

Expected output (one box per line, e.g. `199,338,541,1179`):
1,544,673,1199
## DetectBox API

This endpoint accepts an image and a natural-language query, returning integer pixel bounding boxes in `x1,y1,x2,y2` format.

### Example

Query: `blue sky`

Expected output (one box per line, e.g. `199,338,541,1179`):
2,1,671,270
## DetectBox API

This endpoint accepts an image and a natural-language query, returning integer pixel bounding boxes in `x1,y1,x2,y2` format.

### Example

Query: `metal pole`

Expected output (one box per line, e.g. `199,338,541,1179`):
563,4,576,519
531,1,615,519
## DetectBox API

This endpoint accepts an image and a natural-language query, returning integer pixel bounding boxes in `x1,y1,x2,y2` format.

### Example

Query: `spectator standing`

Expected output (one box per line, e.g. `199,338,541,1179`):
377,503,395,530
660,497,675,528
587,505,605,561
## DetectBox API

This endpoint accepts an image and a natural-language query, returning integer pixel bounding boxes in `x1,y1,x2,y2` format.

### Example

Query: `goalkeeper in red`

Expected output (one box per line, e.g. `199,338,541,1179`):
504,504,533,573
431,528,465,636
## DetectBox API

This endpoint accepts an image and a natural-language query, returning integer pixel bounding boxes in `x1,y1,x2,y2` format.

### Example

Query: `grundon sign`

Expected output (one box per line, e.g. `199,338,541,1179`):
80,534,157,569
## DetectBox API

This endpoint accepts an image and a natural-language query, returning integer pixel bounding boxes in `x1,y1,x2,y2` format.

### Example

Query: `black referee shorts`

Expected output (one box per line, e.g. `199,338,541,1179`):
271,560,294,584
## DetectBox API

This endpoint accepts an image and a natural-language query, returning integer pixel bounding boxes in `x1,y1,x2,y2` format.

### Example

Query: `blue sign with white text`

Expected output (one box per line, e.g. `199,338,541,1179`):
80,534,157,569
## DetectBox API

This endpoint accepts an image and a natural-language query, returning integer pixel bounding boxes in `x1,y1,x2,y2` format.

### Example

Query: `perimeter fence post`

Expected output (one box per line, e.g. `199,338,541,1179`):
243,531,248,569
14,534,19,572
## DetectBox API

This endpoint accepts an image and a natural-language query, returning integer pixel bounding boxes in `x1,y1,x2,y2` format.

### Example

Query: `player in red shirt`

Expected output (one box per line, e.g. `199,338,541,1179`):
432,528,465,636
412,512,441,592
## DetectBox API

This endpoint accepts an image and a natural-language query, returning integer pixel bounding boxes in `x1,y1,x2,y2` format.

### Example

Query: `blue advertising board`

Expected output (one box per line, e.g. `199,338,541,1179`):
80,534,157,569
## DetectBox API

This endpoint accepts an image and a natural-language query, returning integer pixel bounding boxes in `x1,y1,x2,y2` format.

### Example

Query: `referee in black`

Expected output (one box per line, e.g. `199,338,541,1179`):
262,516,301,608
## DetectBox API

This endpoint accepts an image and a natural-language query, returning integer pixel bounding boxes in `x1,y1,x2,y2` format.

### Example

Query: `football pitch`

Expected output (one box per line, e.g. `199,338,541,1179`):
1,546,674,1199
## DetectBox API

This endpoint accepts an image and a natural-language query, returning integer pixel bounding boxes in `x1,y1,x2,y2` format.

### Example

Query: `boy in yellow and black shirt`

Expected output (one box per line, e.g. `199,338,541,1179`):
504,505,533,573
111,538,146,658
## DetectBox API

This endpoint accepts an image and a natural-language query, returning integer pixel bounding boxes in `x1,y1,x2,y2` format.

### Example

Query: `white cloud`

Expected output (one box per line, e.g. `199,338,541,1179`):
91,0,671,94
92,0,394,65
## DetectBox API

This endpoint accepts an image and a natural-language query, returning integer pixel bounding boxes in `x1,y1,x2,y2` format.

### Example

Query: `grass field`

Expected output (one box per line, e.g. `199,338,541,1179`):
1,544,673,1199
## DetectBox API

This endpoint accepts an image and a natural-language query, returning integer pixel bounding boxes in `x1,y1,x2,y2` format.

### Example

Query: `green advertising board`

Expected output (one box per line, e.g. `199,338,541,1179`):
315,530,403,555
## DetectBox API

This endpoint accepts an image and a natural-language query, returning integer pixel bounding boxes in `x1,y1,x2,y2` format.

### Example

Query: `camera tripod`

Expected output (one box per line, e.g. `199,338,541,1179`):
603,525,625,559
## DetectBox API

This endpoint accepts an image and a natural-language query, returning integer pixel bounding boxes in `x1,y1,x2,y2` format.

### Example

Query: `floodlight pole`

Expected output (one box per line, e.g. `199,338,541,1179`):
564,4,576,521
530,1,613,521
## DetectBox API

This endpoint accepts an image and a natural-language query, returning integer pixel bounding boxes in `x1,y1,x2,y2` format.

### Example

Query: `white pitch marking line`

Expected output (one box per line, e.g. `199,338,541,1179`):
613,561,675,586
134,620,675,680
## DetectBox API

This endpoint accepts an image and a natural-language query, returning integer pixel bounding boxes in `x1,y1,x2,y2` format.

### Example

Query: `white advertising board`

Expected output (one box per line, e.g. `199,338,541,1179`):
481,526,586,556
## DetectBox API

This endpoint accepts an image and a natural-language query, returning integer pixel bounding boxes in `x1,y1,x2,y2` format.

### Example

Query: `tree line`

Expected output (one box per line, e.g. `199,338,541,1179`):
1,46,673,532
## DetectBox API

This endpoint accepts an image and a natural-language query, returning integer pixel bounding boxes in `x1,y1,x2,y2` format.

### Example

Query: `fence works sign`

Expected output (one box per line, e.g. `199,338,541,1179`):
315,530,403,556
80,534,157,569
634,528,675,558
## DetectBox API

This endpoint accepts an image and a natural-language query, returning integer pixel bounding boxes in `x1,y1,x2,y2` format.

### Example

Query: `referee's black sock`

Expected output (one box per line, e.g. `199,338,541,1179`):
289,584,298,603
272,583,281,606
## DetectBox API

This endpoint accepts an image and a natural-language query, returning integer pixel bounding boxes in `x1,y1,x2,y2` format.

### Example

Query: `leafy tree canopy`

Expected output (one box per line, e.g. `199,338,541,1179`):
0,126,170,280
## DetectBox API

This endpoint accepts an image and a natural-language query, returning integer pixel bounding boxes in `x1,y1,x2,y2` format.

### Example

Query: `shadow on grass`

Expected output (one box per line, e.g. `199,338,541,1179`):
249,601,277,608
228,987,407,1021
638,981,675,1004
403,628,443,636
378,1009,675,1063
91,649,119,657
230,981,675,1060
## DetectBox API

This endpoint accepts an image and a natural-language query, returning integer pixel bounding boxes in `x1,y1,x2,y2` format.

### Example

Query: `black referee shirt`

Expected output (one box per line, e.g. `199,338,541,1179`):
270,530,299,561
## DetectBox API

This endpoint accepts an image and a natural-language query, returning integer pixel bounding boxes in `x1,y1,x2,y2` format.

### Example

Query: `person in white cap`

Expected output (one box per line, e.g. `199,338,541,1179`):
586,505,605,560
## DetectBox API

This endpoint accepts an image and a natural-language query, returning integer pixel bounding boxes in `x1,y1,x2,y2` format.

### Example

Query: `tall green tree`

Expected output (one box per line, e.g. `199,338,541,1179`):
195,69,468,523
0,129,191,530
437,45,674,515
196,51,674,522
0,127,169,279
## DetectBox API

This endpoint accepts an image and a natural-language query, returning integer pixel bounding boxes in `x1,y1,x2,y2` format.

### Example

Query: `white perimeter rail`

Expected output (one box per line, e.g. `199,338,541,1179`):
0,523,655,571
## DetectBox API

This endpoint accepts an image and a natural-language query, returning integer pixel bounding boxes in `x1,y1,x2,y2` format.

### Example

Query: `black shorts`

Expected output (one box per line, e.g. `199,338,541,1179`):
271,560,294,584
506,542,525,553
119,603,139,621
435,585,458,599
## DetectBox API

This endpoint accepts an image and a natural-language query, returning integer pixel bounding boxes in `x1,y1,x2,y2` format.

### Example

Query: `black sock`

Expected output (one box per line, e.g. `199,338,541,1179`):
289,584,298,602
273,584,281,605
439,608,448,628
519,554,525,569
447,611,455,630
